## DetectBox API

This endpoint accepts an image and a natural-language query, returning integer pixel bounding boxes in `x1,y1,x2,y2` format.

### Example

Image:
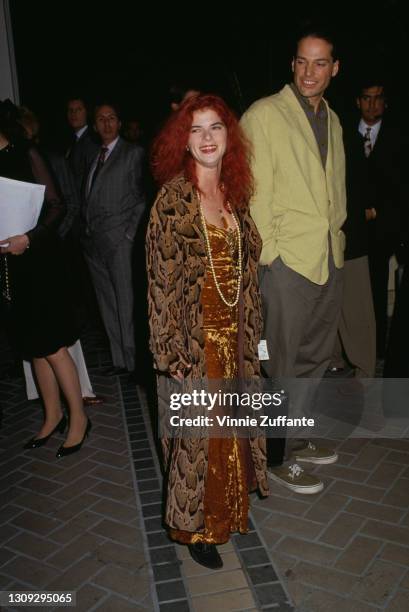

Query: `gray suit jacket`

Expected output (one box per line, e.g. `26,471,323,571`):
82,137,146,246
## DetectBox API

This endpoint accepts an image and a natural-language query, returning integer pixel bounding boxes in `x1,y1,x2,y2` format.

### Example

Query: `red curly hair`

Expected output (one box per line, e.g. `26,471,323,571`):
151,94,253,210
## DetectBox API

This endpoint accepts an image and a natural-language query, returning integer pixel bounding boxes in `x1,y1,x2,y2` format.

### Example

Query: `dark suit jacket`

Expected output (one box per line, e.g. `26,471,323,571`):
82,137,146,246
365,119,408,247
342,126,371,260
46,151,80,238
67,126,99,196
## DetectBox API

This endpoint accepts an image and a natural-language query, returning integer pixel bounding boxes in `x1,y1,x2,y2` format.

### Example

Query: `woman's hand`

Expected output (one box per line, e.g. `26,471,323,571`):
171,365,192,382
0,234,30,255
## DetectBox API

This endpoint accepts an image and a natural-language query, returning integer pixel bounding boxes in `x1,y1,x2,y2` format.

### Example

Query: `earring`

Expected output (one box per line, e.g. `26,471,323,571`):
186,145,190,152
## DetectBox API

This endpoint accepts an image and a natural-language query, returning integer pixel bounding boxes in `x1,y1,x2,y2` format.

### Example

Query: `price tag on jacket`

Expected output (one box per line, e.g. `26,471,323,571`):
258,340,269,361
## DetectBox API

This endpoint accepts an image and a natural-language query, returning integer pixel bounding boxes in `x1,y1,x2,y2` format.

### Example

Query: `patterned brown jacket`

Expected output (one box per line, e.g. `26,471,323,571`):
146,176,268,532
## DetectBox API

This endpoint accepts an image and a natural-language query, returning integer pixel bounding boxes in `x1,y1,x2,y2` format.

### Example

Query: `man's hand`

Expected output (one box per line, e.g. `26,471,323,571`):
0,234,30,255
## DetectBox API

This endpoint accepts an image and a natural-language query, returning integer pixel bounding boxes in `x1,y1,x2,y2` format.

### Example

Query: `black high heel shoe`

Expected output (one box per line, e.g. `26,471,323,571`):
56,418,92,458
188,542,223,569
23,415,67,449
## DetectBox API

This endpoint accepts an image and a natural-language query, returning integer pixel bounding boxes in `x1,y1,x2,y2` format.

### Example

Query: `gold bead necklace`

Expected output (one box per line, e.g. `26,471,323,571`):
199,200,242,308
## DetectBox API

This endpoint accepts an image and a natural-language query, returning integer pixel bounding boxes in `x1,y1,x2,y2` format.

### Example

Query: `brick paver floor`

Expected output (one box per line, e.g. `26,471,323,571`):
254,435,409,611
0,372,155,611
1,322,408,611
0,326,292,612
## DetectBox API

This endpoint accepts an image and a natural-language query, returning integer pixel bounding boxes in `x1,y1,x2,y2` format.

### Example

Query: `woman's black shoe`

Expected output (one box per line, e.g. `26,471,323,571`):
23,415,67,449
56,418,92,458
188,542,223,569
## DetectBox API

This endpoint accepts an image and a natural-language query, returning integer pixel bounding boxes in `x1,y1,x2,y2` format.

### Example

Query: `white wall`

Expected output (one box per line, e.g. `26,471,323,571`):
0,0,19,103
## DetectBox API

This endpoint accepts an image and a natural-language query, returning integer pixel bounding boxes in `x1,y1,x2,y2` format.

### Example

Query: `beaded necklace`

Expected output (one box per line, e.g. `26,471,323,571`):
0,255,11,304
199,198,242,308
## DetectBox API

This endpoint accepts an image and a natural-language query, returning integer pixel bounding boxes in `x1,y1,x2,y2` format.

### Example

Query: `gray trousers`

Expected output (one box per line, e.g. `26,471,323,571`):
83,239,135,371
331,256,376,377
259,253,343,464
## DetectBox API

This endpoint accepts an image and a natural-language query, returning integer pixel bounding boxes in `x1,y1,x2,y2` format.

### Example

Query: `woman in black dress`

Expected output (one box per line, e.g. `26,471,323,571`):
0,100,90,457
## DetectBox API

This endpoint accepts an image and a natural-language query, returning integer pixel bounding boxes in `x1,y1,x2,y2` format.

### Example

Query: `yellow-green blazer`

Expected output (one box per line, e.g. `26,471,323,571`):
241,84,346,284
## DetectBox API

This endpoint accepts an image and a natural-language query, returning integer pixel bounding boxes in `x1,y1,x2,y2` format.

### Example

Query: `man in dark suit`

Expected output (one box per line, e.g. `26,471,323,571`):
66,97,99,203
81,103,145,376
356,80,407,358
329,121,376,377
63,97,100,321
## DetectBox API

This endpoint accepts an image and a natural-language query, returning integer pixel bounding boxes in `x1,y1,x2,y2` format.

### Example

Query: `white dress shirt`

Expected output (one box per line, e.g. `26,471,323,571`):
75,124,89,140
358,119,382,149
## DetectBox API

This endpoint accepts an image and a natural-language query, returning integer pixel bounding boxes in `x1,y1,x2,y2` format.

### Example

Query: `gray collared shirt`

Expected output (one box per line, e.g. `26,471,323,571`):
290,83,328,168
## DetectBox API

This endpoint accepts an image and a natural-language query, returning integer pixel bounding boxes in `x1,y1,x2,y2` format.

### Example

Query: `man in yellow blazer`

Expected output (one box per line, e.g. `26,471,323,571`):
241,26,346,494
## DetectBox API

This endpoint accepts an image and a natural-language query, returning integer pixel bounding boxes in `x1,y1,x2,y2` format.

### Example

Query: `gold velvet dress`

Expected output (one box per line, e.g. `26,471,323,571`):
171,222,255,544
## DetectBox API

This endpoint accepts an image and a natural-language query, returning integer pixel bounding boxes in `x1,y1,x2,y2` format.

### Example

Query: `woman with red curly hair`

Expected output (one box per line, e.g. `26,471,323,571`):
147,94,268,569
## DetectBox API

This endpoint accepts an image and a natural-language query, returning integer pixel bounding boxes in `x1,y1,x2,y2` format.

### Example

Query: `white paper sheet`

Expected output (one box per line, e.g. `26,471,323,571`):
0,176,45,242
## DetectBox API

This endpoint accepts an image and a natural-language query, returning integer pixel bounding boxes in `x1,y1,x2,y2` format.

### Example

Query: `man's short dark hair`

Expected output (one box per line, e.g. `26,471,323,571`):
294,24,339,62
93,101,122,122
66,95,90,111
357,78,388,99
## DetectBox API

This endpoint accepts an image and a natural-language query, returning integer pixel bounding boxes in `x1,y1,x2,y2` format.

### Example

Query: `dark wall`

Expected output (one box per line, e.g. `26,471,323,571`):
9,1,409,148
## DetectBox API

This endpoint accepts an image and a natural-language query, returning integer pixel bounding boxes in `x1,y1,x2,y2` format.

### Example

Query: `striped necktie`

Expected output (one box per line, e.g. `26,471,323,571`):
364,126,372,157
